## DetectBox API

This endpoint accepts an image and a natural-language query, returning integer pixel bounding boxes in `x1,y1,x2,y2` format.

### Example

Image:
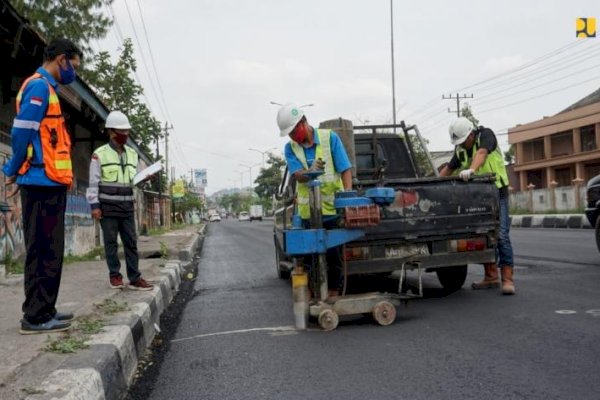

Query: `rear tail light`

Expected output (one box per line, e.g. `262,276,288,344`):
449,238,486,252
343,246,370,261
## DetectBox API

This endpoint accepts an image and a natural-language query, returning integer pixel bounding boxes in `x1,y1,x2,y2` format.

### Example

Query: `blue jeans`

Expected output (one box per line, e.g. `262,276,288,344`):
497,189,514,268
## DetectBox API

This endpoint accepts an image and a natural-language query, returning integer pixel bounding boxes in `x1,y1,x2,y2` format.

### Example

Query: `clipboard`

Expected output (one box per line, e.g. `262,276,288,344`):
133,161,162,186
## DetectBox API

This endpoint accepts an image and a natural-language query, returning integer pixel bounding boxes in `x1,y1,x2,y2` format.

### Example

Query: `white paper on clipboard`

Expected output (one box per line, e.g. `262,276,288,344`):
133,161,162,186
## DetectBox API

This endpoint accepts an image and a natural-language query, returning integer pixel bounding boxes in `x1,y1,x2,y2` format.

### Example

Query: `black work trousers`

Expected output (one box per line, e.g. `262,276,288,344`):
21,185,67,324
100,214,140,282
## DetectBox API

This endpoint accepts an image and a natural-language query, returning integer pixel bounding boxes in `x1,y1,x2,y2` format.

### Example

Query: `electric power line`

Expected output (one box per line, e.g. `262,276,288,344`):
404,40,593,124
473,53,600,104
123,0,167,120
454,39,587,92
473,62,600,108
477,73,600,114
135,0,172,121
472,41,600,95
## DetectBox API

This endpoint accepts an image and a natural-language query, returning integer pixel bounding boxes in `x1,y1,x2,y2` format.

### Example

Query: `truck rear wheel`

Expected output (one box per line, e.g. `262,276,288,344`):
436,265,467,292
275,239,290,280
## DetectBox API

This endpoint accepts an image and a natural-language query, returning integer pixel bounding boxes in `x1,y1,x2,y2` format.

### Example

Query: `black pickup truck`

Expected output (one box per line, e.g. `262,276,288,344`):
274,122,499,292
584,174,600,252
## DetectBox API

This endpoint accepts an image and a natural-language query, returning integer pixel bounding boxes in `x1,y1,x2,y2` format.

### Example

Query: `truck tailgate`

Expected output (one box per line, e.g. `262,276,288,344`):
358,177,499,242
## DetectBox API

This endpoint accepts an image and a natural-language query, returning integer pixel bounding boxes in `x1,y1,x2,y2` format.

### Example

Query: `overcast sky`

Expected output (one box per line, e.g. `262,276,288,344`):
100,0,599,194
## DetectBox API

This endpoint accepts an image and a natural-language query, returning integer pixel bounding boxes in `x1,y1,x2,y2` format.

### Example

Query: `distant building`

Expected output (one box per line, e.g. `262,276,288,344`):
508,88,600,191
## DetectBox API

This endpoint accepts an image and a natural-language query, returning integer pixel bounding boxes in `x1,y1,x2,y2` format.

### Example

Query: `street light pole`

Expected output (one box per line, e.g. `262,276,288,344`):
239,163,261,189
248,147,277,168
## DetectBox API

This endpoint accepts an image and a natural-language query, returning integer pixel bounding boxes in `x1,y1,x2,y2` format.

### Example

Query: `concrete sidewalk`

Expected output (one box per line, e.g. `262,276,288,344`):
0,224,205,400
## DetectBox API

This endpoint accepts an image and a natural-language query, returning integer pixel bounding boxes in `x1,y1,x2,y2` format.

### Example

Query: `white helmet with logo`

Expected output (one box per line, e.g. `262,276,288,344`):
277,103,304,137
449,117,475,145
105,111,132,130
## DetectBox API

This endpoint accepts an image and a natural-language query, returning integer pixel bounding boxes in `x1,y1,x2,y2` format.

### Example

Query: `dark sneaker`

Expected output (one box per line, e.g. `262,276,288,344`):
20,318,71,335
128,278,153,291
54,311,74,322
110,275,124,289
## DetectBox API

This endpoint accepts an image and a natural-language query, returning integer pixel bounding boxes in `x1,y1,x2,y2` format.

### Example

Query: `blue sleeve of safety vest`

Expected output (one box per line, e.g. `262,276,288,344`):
284,142,304,175
2,79,49,177
329,131,352,173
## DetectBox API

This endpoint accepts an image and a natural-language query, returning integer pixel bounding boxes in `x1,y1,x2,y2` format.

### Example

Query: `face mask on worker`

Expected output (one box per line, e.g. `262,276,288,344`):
58,56,76,85
113,132,128,145
291,122,308,144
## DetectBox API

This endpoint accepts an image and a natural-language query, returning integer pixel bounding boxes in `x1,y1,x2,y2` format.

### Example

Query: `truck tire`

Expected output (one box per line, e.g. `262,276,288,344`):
436,265,468,292
275,238,290,280
596,219,600,253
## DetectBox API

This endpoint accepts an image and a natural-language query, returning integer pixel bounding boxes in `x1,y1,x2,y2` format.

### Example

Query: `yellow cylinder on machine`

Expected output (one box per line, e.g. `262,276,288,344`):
292,266,309,330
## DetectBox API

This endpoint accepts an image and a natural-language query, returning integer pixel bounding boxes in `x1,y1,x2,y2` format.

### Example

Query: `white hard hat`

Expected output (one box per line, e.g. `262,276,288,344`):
449,117,474,145
105,111,132,130
277,103,304,137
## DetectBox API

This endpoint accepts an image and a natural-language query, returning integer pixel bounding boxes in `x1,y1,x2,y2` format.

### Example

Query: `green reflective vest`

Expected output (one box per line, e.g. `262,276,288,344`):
456,133,508,189
291,129,344,219
95,143,138,216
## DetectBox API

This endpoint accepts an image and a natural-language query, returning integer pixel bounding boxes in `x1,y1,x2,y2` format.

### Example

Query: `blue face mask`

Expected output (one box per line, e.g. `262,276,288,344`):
59,58,76,85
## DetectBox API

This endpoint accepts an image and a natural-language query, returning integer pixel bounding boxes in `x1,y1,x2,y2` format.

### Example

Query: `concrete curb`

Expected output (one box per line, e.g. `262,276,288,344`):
510,214,593,229
26,230,204,400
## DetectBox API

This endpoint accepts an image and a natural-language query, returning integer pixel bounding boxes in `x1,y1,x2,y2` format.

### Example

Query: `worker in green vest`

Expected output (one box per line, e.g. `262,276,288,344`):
86,111,153,291
278,103,352,220
440,117,515,295
277,103,353,296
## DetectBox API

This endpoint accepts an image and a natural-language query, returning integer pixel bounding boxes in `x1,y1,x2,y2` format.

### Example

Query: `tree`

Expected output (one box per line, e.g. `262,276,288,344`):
504,144,515,165
85,39,161,155
12,0,113,60
218,192,252,214
460,104,479,126
254,154,286,200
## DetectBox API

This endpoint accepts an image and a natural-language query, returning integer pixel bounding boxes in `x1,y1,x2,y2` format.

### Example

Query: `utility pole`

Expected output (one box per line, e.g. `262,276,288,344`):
155,131,163,227
164,122,173,184
442,93,474,117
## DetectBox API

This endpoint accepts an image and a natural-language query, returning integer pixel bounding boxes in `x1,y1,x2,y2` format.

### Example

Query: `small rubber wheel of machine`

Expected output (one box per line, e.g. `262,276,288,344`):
318,309,339,331
372,301,396,326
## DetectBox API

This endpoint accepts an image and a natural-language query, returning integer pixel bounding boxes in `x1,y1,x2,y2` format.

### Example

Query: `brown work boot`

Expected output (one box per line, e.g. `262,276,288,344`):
109,275,124,289
501,266,515,295
471,263,500,290
128,278,154,291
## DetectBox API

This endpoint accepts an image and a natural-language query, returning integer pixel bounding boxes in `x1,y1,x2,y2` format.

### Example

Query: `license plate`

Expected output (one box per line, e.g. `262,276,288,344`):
385,244,429,259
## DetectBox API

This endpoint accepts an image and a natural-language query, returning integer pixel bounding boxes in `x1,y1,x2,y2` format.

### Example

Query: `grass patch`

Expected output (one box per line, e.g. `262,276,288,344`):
159,241,168,259
3,252,23,275
75,317,105,335
21,387,45,395
44,334,89,353
148,223,190,236
95,298,129,315
148,227,168,236
64,247,104,265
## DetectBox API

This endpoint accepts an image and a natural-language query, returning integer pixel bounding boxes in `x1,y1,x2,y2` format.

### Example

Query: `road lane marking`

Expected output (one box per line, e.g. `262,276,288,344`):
585,309,600,317
171,326,299,343
555,310,577,314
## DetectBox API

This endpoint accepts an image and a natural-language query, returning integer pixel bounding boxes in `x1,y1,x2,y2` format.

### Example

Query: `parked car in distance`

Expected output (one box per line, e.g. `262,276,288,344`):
584,174,600,252
238,211,250,222
209,213,221,222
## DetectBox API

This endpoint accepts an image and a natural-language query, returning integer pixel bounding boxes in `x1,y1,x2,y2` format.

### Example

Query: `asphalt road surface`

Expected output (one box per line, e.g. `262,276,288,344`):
141,221,600,400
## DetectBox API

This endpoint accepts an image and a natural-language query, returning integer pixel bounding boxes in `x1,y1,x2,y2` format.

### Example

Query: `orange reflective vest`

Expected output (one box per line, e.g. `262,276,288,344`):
16,73,73,186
